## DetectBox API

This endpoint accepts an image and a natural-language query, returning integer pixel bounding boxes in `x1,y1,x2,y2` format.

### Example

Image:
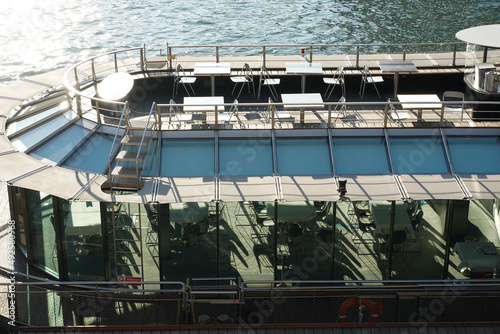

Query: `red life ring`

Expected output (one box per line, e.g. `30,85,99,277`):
338,298,383,323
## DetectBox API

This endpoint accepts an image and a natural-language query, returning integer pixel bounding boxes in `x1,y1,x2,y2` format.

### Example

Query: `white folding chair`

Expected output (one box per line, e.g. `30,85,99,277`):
442,91,465,121
359,65,384,99
230,64,255,99
257,66,280,101
324,96,347,124
387,98,409,122
172,64,196,98
169,99,192,127
323,65,346,100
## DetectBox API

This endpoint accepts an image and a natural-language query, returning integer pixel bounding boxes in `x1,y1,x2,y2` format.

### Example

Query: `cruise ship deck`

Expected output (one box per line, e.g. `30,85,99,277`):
2,38,500,330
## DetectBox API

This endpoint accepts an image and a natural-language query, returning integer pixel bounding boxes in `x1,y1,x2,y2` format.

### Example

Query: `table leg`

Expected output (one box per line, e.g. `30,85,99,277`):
211,75,215,96
393,72,399,97
300,107,305,123
301,74,306,93
417,109,422,121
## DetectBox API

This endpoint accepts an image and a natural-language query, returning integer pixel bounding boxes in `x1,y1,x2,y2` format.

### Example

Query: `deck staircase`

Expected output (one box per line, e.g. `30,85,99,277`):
106,102,158,192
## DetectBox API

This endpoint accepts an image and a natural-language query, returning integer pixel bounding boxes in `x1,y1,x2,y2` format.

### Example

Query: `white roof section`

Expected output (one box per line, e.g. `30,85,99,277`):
456,24,500,48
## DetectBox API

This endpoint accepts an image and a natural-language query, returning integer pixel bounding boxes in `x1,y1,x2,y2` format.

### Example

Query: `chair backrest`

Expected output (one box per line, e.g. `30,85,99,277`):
442,91,464,109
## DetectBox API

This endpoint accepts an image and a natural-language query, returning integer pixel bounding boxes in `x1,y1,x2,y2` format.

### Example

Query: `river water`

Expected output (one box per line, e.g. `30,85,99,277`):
0,0,498,87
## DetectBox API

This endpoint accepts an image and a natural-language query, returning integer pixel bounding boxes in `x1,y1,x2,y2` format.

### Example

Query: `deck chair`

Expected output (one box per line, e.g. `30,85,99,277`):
230,63,255,99
324,96,347,125
387,98,409,122
218,99,238,124
323,65,346,100
172,64,196,98
257,66,280,101
169,99,192,126
359,65,384,99
442,91,465,121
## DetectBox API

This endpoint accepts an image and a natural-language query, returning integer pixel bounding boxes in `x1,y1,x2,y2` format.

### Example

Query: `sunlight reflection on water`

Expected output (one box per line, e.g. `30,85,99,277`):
0,0,497,86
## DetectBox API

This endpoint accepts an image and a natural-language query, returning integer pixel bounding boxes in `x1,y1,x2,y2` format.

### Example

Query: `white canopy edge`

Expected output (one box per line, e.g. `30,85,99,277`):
460,174,500,200
400,174,467,200
219,175,277,202
456,24,500,49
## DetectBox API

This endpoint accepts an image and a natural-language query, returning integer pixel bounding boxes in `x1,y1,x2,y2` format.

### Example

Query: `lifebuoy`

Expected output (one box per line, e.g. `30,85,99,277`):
338,298,383,323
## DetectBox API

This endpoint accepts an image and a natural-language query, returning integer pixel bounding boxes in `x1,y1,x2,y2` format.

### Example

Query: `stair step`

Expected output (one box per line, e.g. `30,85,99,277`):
121,135,150,146
129,119,156,129
111,166,139,179
116,150,147,162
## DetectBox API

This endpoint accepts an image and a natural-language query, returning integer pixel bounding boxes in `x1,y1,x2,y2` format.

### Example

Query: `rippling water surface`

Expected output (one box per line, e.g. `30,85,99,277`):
0,0,497,86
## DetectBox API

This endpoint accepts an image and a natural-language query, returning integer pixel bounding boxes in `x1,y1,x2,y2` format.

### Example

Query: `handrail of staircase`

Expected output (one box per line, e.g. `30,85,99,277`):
135,102,157,188
107,102,128,184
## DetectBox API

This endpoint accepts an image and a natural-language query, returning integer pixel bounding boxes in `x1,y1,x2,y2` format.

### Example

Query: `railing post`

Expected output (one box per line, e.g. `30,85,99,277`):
91,59,96,82
216,46,219,63
439,102,445,126
309,45,313,63
356,45,360,68
156,104,162,131
114,52,118,72
327,105,332,129
402,45,407,61
384,102,389,128
95,101,102,124
74,68,82,118
452,43,457,67
262,46,266,67
140,46,145,72
168,46,172,71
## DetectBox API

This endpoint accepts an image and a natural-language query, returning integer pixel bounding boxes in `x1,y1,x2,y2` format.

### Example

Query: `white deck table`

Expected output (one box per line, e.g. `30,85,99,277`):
453,242,500,275
183,96,224,120
98,72,134,101
378,60,418,97
285,62,323,93
194,62,231,96
281,93,324,123
397,94,441,121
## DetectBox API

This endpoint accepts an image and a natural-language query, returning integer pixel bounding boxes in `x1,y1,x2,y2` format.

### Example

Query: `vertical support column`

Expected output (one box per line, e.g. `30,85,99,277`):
385,201,396,280
158,203,171,282
330,202,337,280
216,201,220,277
442,200,455,279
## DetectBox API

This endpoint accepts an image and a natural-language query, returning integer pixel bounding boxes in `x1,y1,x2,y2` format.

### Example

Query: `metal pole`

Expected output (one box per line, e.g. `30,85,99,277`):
385,201,396,280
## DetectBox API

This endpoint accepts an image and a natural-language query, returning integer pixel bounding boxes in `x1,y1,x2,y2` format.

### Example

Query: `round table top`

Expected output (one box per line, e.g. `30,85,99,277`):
97,72,134,100
456,24,500,49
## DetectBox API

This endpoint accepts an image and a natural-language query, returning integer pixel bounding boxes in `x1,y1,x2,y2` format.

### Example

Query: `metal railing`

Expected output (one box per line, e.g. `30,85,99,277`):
63,42,470,127
3,264,500,327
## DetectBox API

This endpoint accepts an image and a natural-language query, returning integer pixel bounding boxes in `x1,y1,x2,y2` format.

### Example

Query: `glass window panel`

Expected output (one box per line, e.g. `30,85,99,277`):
333,137,390,175
162,202,217,281
31,120,93,163
449,199,500,281
447,137,500,174
160,140,214,177
6,104,64,136
26,190,59,276
10,111,77,151
62,200,105,281
277,138,331,175
219,201,275,281
63,133,115,173
10,187,27,252
142,139,159,177
219,139,273,176
390,137,449,174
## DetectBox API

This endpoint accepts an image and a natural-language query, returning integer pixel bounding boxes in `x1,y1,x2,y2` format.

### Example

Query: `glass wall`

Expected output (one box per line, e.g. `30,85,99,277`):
25,189,59,277
60,200,105,281
161,202,217,281
11,186,500,284
449,199,500,279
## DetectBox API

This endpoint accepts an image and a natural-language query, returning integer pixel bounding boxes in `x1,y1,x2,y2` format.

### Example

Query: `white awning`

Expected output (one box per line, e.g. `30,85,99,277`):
456,24,500,49
460,174,500,200
399,174,466,200
219,175,277,202
338,175,401,201
280,175,337,202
